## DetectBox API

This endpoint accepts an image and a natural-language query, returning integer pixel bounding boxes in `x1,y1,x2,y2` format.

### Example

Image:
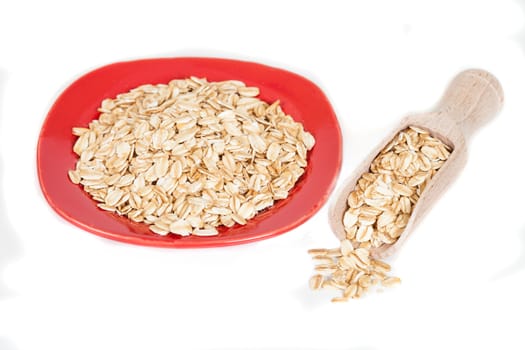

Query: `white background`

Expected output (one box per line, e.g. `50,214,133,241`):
1,1,525,349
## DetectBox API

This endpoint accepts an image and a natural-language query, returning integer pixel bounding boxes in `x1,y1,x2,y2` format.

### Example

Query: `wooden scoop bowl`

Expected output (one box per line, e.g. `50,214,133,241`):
329,69,504,259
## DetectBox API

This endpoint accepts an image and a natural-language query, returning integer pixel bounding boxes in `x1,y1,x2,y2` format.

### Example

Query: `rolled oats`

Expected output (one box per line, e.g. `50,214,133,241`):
70,77,315,237
309,127,451,301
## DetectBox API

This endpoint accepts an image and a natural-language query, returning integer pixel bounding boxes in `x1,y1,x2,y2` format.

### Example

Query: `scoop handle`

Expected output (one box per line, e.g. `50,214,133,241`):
436,69,503,139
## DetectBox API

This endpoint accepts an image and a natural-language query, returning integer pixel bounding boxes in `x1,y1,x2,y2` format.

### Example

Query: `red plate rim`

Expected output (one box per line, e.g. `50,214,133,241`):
37,57,342,248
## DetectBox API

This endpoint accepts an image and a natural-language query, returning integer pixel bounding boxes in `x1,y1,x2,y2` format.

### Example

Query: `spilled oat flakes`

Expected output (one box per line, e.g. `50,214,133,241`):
308,126,451,301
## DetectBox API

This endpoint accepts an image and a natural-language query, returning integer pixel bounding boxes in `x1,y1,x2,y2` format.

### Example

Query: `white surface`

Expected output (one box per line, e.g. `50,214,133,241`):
1,1,525,349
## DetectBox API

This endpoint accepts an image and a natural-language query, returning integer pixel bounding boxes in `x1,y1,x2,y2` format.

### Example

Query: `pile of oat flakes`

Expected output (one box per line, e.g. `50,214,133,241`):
69,77,315,237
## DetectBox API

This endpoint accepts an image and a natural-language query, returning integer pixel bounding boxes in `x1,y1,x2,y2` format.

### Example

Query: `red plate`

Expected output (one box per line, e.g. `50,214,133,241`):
37,57,342,248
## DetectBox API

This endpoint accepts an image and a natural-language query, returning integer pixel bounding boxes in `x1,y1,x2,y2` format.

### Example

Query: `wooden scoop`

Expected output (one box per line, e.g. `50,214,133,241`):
329,69,504,259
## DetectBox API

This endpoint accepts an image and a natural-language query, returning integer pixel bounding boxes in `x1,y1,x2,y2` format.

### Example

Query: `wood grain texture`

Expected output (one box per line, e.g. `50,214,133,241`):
329,69,504,258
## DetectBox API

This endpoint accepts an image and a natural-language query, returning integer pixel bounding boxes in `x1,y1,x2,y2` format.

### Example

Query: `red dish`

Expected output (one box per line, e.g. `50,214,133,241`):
37,57,342,248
